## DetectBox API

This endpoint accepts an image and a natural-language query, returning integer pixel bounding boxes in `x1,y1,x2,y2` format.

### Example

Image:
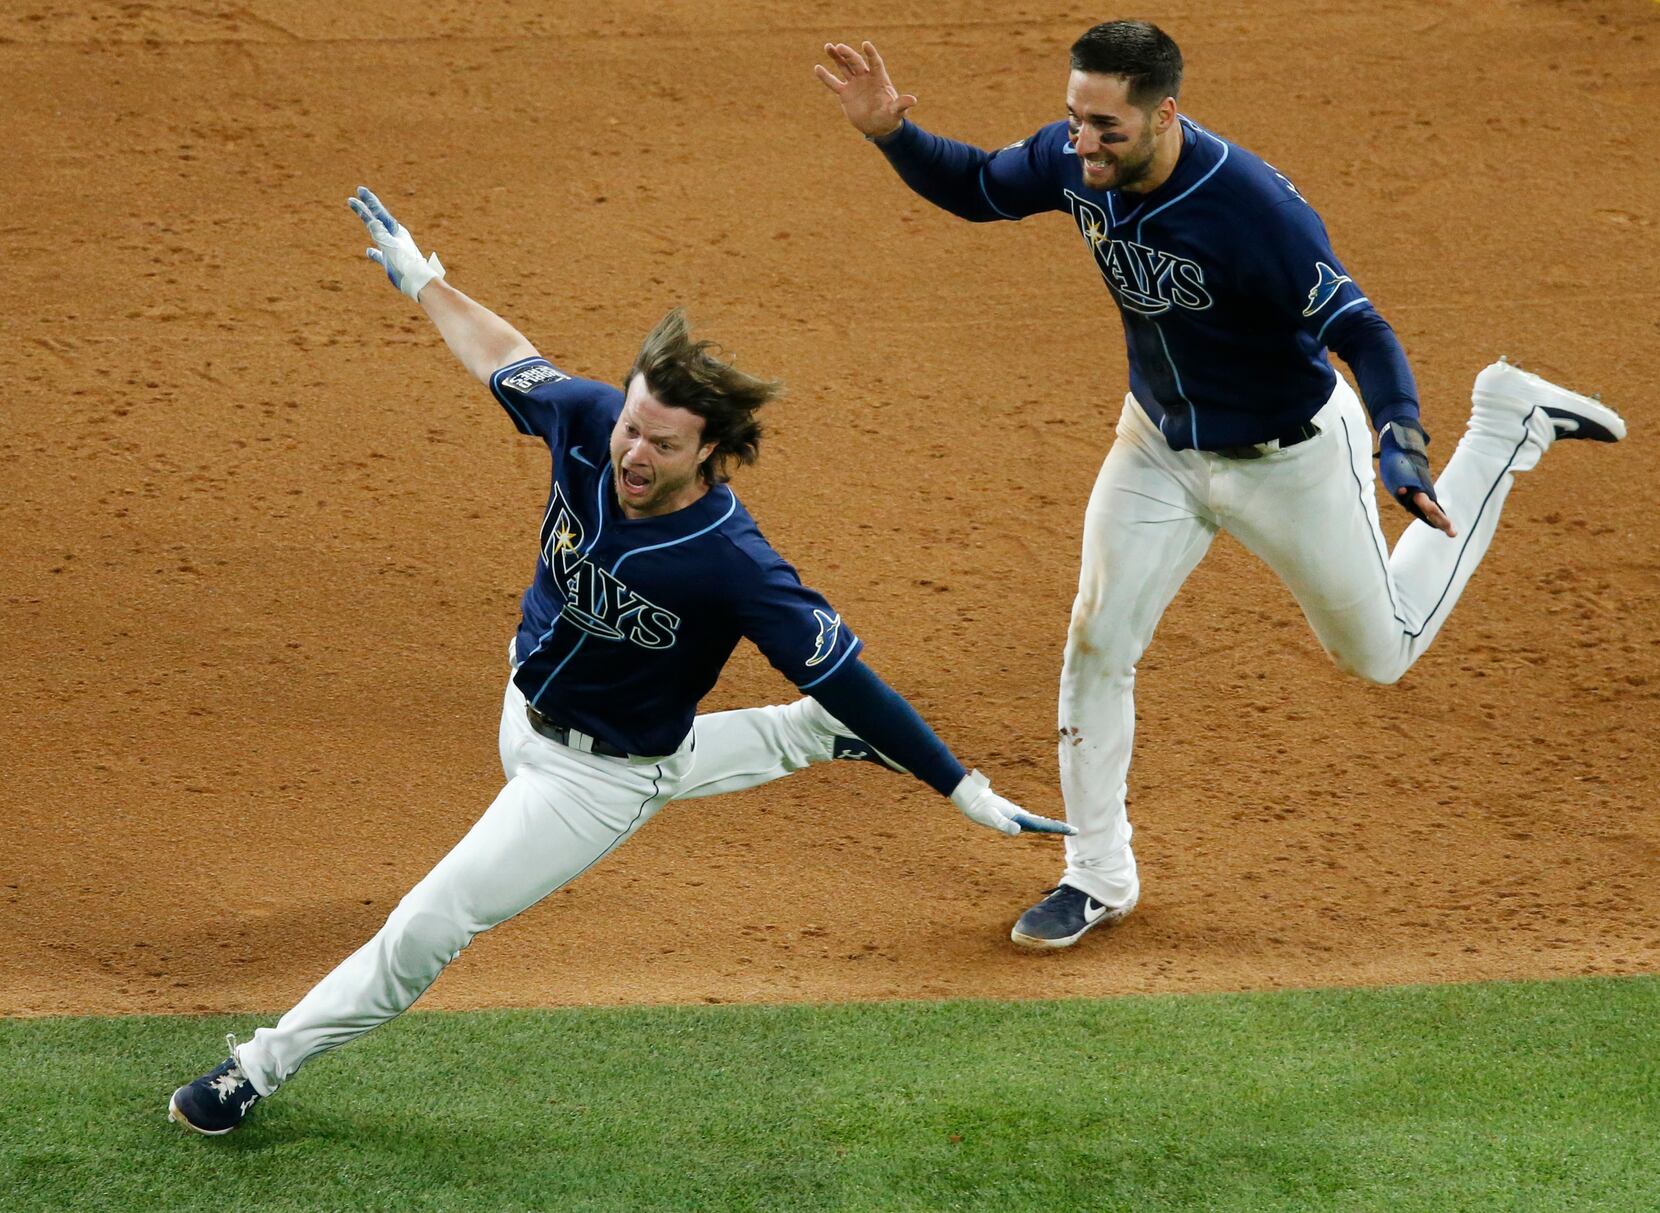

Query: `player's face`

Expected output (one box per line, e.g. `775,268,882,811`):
609,376,719,519
1066,71,1162,192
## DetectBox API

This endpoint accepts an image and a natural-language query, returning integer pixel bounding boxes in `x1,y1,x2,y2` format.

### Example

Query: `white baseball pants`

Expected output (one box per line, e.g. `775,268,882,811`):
235,682,839,1095
1057,377,1552,906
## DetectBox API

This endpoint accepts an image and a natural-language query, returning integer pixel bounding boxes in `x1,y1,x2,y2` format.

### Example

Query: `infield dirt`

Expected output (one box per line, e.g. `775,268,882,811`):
3,0,1657,1018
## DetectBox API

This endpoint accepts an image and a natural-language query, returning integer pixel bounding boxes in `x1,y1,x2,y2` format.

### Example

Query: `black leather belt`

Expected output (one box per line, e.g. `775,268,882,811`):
1212,420,1322,460
524,703,632,758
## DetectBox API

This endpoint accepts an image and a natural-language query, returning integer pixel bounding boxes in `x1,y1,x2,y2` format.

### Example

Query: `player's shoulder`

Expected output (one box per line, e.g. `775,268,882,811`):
494,357,623,407
708,493,779,561
1186,119,1317,216
703,493,807,580
992,119,1071,163
491,356,623,437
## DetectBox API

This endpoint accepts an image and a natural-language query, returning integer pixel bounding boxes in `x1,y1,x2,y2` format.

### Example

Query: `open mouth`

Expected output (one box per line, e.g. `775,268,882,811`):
618,467,651,497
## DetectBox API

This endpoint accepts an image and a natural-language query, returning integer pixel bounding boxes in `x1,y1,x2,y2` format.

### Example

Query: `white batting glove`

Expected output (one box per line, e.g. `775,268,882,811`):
949,770,1076,838
347,185,446,301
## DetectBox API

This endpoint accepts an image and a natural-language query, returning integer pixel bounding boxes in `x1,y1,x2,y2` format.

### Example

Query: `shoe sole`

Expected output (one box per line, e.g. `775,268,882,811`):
1475,362,1627,442
1009,893,1138,950
167,1091,235,1136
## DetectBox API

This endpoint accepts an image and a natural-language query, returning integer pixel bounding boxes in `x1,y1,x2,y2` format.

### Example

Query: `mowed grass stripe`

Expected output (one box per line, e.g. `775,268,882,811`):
2,975,1655,1212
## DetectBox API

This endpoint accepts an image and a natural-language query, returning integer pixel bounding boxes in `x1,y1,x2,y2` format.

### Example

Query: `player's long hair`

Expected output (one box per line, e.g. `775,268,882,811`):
628,308,779,486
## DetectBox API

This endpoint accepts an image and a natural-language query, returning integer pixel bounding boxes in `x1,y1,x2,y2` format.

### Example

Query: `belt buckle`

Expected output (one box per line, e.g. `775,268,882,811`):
526,703,570,746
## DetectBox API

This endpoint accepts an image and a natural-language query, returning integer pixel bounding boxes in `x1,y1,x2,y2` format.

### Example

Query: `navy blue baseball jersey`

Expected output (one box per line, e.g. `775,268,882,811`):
490,357,863,757
875,116,1421,448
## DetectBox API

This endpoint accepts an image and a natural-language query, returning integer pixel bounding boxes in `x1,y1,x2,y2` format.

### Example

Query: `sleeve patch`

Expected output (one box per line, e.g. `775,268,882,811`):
804,609,843,667
501,363,571,392
1301,261,1354,317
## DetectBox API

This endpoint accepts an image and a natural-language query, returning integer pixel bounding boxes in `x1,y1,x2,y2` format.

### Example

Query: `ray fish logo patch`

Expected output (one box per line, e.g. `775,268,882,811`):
806,609,842,667
1302,262,1352,317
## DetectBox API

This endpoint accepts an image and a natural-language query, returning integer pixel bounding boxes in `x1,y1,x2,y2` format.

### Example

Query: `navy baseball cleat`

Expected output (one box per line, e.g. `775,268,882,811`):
168,1035,262,1135
1473,358,1626,445
1010,883,1138,949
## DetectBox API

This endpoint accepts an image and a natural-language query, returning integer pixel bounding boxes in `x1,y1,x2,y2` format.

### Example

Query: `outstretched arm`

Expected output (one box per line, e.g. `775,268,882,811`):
418,280,538,386
348,186,537,384
810,659,1074,838
814,42,1056,223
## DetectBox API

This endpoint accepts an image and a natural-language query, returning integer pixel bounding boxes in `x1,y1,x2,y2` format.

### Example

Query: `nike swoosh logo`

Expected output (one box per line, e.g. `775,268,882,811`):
1082,897,1109,924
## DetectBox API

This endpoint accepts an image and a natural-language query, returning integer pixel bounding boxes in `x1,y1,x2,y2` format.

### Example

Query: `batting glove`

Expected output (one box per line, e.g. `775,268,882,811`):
950,770,1076,838
1378,418,1439,522
347,186,445,301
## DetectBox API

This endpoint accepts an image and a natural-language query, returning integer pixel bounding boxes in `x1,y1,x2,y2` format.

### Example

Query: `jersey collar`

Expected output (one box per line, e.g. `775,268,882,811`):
601,475,736,537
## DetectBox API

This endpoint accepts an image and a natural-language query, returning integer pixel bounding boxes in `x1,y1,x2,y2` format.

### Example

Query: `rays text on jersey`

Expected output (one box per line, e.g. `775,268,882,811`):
1064,191,1213,316
541,484,681,649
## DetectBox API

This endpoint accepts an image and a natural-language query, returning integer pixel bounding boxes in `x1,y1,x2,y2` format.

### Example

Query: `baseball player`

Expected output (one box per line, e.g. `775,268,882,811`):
815,22,1627,948
166,187,1072,1135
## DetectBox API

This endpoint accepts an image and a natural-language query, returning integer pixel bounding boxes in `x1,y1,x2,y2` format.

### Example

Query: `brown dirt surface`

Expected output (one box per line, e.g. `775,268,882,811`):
3,1,1657,1019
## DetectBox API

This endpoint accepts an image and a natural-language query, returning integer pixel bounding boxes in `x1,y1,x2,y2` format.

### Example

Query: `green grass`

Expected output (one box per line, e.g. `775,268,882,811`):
2,976,1656,1212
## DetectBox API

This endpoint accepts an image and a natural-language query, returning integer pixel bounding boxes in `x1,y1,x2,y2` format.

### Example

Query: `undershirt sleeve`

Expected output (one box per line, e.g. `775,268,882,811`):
1324,310,1421,433
807,658,966,797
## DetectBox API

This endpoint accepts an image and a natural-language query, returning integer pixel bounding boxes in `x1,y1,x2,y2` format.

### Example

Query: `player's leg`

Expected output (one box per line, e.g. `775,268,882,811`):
1026,396,1216,944
1216,383,1419,680
673,698,902,801
226,683,685,1100
1382,361,1621,660
1225,367,1618,683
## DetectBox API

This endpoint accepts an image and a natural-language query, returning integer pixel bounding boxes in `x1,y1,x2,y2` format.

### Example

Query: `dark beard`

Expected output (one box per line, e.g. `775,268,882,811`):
1111,135,1159,191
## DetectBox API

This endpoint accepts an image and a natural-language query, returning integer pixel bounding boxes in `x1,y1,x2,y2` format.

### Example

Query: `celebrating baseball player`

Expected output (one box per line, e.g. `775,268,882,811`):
815,21,1627,949
166,187,1073,1135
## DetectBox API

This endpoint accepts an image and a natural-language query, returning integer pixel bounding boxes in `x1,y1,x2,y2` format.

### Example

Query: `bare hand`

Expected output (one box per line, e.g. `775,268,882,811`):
1402,488,1456,537
813,40,917,138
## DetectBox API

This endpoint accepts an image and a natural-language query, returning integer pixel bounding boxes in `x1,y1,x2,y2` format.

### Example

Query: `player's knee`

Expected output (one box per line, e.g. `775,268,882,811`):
1066,600,1139,675
381,900,469,982
1333,649,1408,686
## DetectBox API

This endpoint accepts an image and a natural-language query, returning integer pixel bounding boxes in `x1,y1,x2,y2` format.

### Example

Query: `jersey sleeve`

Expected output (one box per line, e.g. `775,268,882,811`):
1239,191,1370,339
728,551,864,690
976,123,1070,219
1239,191,1422,429
488,356,622,441
874,120,1066,223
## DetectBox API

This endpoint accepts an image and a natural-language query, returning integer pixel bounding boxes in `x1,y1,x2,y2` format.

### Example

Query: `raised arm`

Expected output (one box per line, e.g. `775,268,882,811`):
347,186,537,384
814,43,1057,223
